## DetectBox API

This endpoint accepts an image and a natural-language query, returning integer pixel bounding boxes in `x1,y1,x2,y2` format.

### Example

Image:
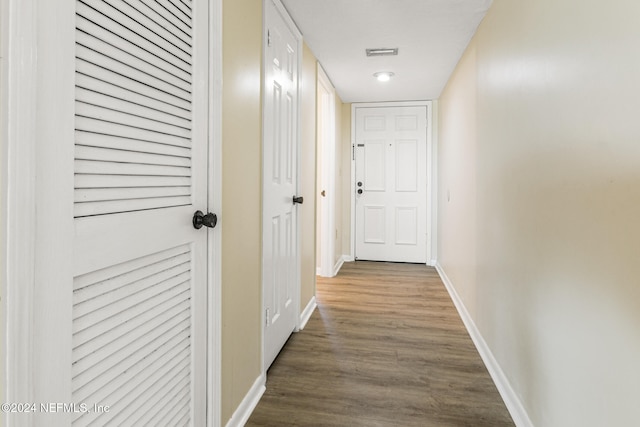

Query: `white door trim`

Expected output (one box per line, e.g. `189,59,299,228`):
2,0,38,422
261,0,303,373
316,64,336,278
208,0,223,425
1,0,223,424
350,101,436,266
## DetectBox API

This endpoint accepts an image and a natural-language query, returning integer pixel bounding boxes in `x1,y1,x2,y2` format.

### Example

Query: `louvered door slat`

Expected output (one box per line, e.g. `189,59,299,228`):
73,343,191,424
75,174,190,189
75,145,190,167
73,303,190,375
134,382,191,426
73,316,191,391
100,0,191,52
75,186,191,204
73,297,189,363
75,160,190,177
76,131,191,157
74,245,190,291
138,0,192,44
73,338,190,409
73,284,189,346
150,389,191,426
76,73,190,121
75,16,191,85
167,0,192,21
77,0,191,65
76,116,189,148
76,31,191,94
105,363,191,426
76,87,191,130
76,84,191,131
76,62,191,112
75,104,191,143
73,273,189,339
170,405,191,427
73,257,190,317
166,402,191,427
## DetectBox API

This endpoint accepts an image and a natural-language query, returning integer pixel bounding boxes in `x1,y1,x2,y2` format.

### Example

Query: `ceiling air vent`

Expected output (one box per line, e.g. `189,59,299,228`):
366,48,398,57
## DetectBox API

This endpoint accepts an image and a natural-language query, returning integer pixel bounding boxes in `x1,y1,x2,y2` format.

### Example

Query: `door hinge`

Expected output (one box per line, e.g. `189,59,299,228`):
265,308,270,325
267,29,271,47
352,144,355,160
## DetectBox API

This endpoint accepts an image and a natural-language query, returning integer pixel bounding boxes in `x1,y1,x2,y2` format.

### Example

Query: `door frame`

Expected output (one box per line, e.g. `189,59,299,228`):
2,0,39,420
1,0,223,424
260,0,303,373
316,64,336,278
350,101,436,266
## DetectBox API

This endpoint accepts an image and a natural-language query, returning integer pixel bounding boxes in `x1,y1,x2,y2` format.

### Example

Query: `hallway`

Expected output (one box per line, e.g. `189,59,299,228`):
247,262,514,426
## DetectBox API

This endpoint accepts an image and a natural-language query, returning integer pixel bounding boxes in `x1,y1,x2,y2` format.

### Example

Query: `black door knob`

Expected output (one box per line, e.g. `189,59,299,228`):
293,196,304,204
193,210,217,229
357,181,363,187
357,189,363,194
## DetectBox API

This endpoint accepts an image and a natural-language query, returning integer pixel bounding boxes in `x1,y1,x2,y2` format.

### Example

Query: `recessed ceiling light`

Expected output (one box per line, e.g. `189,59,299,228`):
373,72,394,82
366,48,399,57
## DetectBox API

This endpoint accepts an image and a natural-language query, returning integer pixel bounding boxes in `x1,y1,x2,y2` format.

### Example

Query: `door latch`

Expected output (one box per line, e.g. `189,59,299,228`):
193,210,218,229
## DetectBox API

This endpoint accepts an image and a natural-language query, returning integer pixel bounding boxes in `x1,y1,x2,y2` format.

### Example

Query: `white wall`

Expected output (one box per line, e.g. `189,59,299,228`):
438,0,640,425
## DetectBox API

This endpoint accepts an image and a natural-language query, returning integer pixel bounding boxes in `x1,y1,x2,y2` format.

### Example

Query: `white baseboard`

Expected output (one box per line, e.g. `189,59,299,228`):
333,254,352,276
428,259,437,267
298,296,317,330
224,373,266,427
332,256,344,276
435,263,534,427
316,266,321,276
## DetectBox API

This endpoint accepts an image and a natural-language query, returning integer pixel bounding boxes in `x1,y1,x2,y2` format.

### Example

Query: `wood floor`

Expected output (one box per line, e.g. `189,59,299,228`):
246,261,514,427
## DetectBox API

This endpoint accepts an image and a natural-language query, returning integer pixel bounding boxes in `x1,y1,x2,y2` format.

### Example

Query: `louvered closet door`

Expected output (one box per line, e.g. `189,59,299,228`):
49,0,210,425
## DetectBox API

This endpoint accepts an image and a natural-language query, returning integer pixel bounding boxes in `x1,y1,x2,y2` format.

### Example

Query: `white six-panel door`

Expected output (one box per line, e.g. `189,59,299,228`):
263,0,301,371
27,1,213,425
355,105,428,263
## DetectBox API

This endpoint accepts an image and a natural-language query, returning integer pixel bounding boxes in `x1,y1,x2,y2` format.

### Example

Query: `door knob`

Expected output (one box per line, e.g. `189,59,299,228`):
357,189,363,195
293,196,304,204
357,181,363,187
193,210,217,229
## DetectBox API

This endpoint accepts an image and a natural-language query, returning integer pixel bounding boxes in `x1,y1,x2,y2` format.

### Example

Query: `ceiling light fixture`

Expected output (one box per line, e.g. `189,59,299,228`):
366,48,399,57
373,72,394,82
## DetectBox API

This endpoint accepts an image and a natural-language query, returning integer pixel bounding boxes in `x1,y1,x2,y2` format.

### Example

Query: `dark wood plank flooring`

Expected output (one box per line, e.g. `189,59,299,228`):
246,261,514,426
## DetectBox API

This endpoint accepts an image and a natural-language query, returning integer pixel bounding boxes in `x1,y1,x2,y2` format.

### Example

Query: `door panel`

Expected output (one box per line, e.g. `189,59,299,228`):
32,0,211,425
364,206,386,243
71,244,194,426
364,141,386,191
396,207,418,245
263,0,300,371
355,105,428,263
395,140,418,191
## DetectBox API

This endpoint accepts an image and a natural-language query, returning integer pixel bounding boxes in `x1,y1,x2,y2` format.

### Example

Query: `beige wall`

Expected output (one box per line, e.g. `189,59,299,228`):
221,0,263,422
222,3,320,423
316,81,352,272
300,42,317,312
333,93,343,265
340,104,352,259
438,0,640,425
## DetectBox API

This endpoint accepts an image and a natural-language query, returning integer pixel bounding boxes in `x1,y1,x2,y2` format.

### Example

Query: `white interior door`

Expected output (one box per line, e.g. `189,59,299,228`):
263,0,301,371
316,65,336,278
354,105,428,263
27,1,213,425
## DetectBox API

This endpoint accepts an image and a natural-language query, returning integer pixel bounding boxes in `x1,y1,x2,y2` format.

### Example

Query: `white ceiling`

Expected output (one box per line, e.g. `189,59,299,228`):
281,0,493,103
